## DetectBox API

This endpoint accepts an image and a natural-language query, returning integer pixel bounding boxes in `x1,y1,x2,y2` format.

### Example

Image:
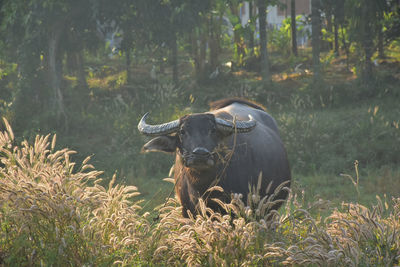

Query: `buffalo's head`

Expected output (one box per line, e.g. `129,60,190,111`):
138,113,256,170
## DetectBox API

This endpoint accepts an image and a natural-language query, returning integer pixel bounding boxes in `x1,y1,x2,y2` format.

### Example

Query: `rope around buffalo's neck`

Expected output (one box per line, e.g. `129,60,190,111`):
152,115,240,222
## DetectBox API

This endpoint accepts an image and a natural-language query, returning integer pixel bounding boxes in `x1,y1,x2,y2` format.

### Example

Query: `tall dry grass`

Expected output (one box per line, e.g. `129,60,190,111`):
0,118,148,265
0,118,399,266
148,180,399,266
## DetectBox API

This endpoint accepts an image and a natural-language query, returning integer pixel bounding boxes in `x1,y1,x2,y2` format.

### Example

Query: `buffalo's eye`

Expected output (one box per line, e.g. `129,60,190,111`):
209,126,216,134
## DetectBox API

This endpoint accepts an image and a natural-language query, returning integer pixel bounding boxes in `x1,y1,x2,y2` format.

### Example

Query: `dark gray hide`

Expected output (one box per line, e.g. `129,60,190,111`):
139,100,291,217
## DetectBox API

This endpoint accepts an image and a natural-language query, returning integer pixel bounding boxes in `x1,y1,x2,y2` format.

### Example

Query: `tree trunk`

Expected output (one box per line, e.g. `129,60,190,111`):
326,12,333,51
121,29,133,84
249,1,255,55
171,33,178,84
257,0,270,82
340,24,350,70
191,27,207,79
126,48,132,84
377,10,385,59
311,0,321,81
230,3,244,65
76,50,87,89
67,30,87,89
363,41,373,80
48,27,67,128
209,14,219,71
333,16,339,56
200,30,207,76
191,31,200,77
377,27,384,59
234,30,246,66
361,1,374,82
159,53,165,75
291,0,298,56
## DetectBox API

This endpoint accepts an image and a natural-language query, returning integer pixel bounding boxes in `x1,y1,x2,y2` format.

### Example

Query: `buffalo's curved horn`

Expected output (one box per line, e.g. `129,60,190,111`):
138,112,180,136
215,115,256,133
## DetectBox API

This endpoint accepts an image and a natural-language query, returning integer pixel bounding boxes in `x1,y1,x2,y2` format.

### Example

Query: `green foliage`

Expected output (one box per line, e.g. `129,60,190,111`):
270,24,291,55
269,16,308,56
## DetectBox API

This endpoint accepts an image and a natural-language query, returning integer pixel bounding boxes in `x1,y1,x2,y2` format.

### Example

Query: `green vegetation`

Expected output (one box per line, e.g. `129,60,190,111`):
0,126,399,265
1,0,400,265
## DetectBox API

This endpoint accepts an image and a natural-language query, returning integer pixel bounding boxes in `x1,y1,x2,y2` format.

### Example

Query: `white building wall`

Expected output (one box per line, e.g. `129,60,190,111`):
238,1,311,46
239,3,295,29
267,6,285,26
240,2,250,27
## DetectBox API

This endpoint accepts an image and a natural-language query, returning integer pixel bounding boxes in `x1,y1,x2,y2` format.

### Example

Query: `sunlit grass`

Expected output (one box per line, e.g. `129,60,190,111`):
87,70,127,90
381,41,400,61
294,168,400,207
0,118,148,265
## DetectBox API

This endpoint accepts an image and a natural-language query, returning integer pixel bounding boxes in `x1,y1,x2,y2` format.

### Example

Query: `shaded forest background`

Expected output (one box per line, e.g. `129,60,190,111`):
1,0,400,205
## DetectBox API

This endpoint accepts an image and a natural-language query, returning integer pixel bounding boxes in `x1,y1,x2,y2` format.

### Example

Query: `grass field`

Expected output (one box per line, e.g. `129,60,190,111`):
0,122,399,265
1,48,400,265
131,78,400,214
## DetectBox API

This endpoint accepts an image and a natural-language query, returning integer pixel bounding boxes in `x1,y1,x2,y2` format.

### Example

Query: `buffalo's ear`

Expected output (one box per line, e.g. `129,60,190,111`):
141,136,177,153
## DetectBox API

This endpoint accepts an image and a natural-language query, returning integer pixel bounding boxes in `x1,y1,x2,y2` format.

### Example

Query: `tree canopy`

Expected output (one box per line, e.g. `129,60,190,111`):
0,0,399,130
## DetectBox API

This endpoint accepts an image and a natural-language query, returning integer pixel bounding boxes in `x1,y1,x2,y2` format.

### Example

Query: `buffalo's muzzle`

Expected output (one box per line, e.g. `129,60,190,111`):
185,147,215,169
192,147,210,156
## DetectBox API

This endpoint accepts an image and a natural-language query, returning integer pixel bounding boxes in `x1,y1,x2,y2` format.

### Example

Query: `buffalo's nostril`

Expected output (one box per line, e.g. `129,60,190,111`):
192,147,210,156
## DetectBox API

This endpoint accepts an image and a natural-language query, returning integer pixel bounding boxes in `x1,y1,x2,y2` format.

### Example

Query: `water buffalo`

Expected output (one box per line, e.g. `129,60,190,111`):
138,98,291,217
